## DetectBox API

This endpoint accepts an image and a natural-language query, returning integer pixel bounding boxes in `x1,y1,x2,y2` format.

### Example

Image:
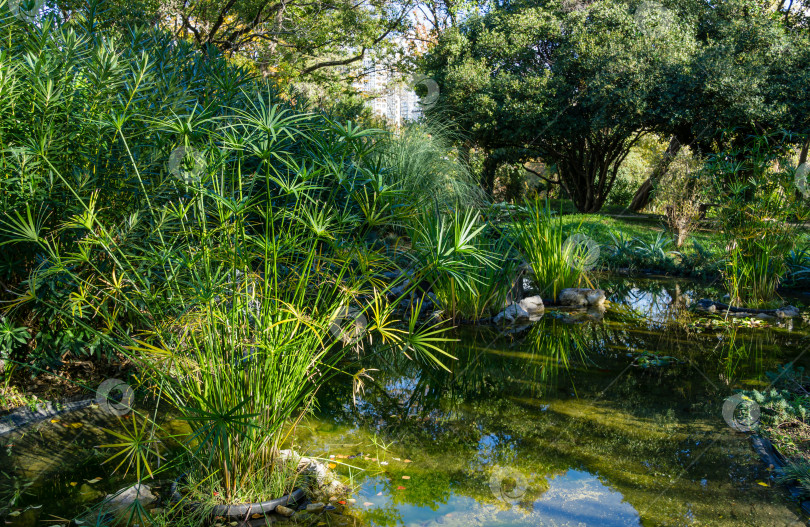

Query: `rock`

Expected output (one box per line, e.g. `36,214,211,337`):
558,288,606,307
102,484,156,513
493,304,530,325
776,305,800,318
292,511,312,523
276,505,295,517
306,502,325,514
518,295,545,317
389,279,410,298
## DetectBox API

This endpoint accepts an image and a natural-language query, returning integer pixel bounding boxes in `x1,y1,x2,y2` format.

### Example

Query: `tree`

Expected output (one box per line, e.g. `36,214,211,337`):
53,0,413,84
421,0,693,212
628,0,810,211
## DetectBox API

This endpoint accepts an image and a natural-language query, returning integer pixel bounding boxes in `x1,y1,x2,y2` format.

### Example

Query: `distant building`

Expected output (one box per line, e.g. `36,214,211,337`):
354,57,422,126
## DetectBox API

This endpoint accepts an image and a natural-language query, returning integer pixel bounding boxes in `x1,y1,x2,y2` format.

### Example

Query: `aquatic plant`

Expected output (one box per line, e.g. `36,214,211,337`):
706,132,808,307
371,121,484,216
0,9,454,510
408,209,515,321
511,198,591,299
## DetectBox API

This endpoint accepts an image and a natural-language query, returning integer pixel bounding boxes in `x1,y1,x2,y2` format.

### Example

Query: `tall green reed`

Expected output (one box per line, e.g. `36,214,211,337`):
512,198,592,299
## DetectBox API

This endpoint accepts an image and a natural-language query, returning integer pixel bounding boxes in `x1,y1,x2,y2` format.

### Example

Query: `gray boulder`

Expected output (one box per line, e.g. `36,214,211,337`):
558,288,606,307
776,305,800,318
493,304,530,325
518,296,545,318
102,484,156,513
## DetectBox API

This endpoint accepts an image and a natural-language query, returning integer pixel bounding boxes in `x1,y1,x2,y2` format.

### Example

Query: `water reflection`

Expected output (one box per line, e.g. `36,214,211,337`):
310,290,810,526
2,278,809,526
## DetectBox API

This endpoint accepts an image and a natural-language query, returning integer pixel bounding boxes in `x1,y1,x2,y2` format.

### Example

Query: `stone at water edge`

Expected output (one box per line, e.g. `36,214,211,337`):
776,305,800,318
518,295,544,316
306,502,325,513
558,288,606,307
493,304,530,325
102,484,156,512
275,505,295,517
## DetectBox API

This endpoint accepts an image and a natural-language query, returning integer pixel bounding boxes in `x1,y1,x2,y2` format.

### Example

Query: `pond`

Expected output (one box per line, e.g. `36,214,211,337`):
2,278,810,526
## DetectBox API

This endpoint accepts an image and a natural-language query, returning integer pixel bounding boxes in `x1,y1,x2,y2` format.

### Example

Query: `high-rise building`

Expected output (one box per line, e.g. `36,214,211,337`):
354,57,423,126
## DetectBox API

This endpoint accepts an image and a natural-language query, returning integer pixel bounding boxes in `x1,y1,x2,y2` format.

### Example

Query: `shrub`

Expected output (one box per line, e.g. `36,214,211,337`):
652,147,706,248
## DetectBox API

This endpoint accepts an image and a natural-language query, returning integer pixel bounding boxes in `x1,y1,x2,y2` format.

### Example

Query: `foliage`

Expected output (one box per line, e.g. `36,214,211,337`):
511,198,591,299
371,121,483,216
0,11,455,506
604,231,680,273
738,365,810,497
652,147,706,247
706,132,809,306
421,0,694,211
408,209,515,321
52,0,411,86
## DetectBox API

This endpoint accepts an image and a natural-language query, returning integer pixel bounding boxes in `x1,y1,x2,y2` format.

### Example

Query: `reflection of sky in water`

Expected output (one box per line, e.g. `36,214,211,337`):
353,470,641,527
610,284,691,324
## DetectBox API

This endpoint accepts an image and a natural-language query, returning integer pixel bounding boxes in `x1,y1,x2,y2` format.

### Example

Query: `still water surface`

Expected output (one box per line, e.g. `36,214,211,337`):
2,278,809,526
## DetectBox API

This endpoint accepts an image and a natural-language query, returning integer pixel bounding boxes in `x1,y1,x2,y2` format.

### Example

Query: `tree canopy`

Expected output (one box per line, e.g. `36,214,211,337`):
421,0,810,211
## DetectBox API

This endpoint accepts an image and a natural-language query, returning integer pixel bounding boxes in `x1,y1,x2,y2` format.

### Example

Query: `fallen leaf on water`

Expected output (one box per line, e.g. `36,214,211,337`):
338,500,346,505
393,457,401,461
403,459,411,463
401,476,410,480
376,492,382,496
380,461,389,466
371,457,377,461
328,463,337,469
8,511,20,517
50,418,60,423
85,478,102,484
757,481,769,487
363,502,373,507
70,482,77,486
396,486,406,490
64,423,83,429
251,514,263,519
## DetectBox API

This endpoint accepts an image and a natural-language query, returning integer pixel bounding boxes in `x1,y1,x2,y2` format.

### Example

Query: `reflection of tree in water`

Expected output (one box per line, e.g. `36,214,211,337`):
321,320,593,427
312,308,809,526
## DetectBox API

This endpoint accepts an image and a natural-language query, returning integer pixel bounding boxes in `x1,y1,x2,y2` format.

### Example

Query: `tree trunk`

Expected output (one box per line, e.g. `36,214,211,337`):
629,135,682,212
481,153,498,197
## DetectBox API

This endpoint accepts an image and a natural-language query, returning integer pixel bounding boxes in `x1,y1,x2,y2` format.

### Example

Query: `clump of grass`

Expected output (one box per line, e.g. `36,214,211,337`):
512,198,592,299
371,121,484,216
408,209,516,321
